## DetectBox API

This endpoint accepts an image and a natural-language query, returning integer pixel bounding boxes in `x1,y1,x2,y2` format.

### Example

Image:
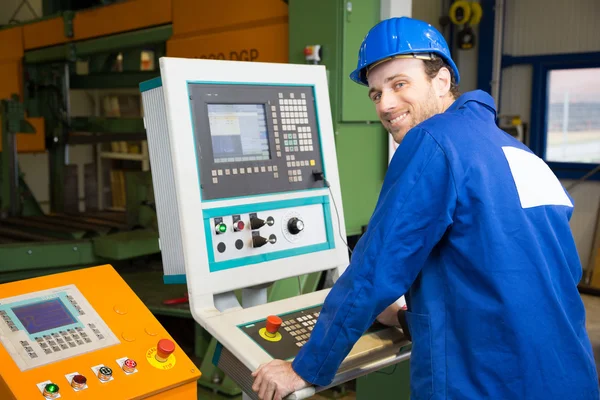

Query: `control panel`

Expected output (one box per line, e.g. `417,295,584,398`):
190,84,326,200
0,265,200,400
139,59,410,400
239,306,391,361
205,197,333,271
0,285,119,372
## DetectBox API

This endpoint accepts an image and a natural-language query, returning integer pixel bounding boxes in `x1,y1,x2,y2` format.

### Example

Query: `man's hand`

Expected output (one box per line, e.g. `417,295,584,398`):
251,359,309,400
376,302,402,327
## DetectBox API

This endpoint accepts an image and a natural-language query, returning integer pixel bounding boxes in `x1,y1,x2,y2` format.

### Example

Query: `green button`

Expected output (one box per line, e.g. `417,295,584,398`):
218,224,227,233
45,383,59,393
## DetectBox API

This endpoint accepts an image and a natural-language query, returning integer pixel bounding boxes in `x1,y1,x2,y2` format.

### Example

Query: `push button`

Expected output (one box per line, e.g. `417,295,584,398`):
122,359,137,373
156,339,175,362
97,366,112,382
265,315,282,338
71,374,87,390
42,383,59,399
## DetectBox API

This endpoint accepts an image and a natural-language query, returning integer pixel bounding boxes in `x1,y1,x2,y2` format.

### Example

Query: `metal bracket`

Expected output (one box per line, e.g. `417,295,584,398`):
63,11,75,38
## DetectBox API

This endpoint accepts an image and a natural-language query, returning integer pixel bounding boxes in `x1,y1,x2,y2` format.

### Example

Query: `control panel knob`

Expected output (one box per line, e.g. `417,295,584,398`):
71,375,87,390
156,338,175,362
287,217,304,234
266,315,282,335
42,383,59,399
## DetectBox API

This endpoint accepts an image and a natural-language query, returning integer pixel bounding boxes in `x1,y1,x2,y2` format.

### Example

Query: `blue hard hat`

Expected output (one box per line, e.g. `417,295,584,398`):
350,17,460,86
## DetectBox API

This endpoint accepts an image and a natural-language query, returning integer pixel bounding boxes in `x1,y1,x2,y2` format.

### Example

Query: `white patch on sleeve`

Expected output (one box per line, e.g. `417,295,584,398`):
502,146,573,209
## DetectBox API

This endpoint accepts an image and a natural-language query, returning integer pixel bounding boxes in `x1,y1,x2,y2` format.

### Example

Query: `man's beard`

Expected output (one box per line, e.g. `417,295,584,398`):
389,87,441,141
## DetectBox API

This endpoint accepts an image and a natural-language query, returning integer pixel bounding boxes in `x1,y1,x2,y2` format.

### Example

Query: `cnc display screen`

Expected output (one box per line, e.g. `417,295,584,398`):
207,104,271,163
11,299,76,334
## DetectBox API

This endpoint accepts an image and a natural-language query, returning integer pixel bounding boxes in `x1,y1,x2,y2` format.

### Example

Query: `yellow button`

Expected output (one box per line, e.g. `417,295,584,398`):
310,160,315,166
145,327,159,336
113,305,128,315
121,331,136,342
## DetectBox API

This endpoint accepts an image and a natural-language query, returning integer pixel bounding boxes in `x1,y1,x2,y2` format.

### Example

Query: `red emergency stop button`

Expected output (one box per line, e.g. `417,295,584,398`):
156,339,175,362
265,315,282,336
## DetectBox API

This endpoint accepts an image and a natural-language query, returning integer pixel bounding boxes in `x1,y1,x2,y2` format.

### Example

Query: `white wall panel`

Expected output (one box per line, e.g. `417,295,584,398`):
503,0,600,56
499,65,532,123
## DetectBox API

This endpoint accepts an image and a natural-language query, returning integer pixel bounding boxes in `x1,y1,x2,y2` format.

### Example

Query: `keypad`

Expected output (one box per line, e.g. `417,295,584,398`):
33,327,95,355
280,311,319,347
0,310,18,332
20,340,38,359
66,295,85,316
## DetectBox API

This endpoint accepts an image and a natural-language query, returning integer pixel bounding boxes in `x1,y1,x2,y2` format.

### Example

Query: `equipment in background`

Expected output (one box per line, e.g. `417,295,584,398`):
498,114,528,144
140,58,411,400
440,1,483,50
0,265,200,399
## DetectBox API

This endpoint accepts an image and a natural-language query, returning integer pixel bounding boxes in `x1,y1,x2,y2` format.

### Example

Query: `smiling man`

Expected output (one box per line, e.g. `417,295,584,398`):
251,17,599,400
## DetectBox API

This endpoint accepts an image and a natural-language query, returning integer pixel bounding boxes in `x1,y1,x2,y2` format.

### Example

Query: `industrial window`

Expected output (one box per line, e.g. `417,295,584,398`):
545,67,600,163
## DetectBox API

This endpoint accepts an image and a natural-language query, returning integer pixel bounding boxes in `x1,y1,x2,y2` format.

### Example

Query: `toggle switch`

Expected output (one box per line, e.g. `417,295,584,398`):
250,215,265,230
252,234,277,248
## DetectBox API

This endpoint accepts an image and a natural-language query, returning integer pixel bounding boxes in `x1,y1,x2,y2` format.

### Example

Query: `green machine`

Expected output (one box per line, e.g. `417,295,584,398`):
288,1,411,398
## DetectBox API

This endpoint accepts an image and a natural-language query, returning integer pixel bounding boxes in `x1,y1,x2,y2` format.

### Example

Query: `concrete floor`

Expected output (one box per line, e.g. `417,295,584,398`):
582,294,600,380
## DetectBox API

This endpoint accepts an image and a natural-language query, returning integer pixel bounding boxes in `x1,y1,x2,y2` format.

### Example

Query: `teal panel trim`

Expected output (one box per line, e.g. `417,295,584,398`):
311,86,328,181
209,243,331,273
185,80,330,202
203,196,336,272
187,83,204,204
323,198,334,248
139,77,162,92
201,188,327,204
202,196,327,218
187,80,314,88
237,304,324,327
163,274,187,284
0,293,84,340
204,217,216,270
213,342,223,366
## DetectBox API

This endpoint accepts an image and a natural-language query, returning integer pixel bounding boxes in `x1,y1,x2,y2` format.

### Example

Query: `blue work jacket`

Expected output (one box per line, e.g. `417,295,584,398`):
292,90,599,399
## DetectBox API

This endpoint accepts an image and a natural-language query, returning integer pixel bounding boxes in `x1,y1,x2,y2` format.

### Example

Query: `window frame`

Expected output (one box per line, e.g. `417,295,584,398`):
502,52,600,181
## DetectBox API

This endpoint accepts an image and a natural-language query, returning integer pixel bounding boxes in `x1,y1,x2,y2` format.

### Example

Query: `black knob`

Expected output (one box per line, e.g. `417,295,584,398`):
250,216,265,230
287,218,304,235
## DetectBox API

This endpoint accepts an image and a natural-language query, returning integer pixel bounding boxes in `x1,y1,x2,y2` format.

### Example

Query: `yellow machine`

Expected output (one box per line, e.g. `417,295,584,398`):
0,265,200,399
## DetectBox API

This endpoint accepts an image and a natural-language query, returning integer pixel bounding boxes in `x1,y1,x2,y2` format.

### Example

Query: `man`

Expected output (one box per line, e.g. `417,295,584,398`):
252,17,599,400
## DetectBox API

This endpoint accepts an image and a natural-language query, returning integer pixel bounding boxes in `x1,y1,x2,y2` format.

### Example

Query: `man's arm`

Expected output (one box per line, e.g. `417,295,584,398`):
291,129,458,386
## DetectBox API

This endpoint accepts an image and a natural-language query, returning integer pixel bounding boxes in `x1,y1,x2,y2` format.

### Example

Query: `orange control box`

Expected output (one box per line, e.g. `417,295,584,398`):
0,265,200,399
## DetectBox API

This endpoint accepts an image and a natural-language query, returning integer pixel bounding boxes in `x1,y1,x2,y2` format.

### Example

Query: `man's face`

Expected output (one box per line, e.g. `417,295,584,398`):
367,58,443,144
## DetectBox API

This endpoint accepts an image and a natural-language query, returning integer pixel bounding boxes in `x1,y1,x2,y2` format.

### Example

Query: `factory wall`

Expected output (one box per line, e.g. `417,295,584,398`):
2,0,598,271
498,0,600,270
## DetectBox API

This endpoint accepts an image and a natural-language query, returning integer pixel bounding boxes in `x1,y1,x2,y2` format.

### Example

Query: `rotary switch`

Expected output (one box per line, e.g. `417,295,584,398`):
287,217,304,235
